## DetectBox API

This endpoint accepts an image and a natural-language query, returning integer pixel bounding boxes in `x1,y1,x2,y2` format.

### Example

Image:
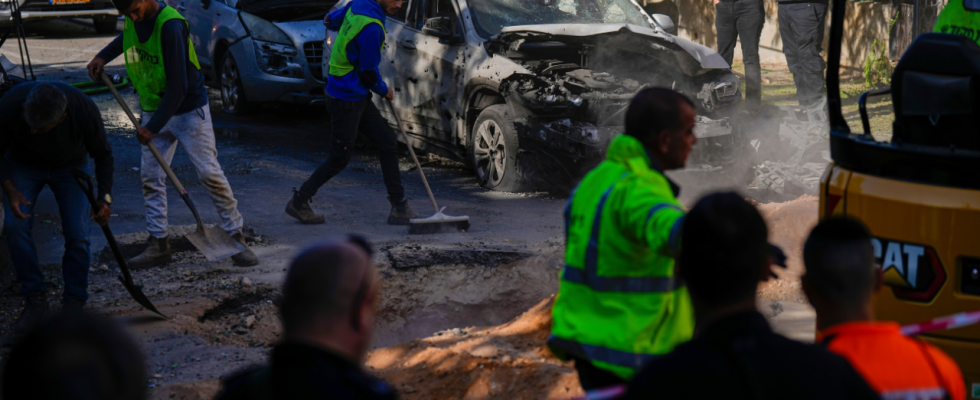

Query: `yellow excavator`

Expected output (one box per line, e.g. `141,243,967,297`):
821,0,980,395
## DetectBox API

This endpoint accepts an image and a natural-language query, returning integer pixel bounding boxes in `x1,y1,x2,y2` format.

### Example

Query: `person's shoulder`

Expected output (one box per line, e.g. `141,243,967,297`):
922,341,966,384
215,365,270,400
345,367,398,400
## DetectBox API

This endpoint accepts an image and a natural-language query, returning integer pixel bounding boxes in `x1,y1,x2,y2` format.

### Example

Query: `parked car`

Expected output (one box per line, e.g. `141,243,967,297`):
0,0,118,33
327,0,744,194
164,0,334,113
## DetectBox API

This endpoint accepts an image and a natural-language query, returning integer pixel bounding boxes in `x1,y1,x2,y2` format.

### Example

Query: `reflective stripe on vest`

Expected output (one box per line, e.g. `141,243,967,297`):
328,8,386,78
548,334,659,370
123,6,200,112
562,175,686,293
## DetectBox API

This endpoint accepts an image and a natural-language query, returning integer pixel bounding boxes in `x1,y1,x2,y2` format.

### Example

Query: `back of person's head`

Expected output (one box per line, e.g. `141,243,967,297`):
803,217,876,308
279,236,377,345
2,312,147,400
624,87,694,144
680,192,770,307
23,83,68,129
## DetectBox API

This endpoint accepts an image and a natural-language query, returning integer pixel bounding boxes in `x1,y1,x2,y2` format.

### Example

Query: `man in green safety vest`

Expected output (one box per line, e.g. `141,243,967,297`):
87,0,257,268
549,88,698,389
934,0,980,46
284,0,420,225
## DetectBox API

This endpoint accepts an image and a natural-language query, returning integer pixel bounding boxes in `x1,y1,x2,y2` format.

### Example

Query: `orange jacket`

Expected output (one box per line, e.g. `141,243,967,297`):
818,321,965,400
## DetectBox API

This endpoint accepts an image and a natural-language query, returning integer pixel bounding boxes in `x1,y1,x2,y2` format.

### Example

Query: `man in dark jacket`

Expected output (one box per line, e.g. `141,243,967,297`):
215,236,397,400
284,0,420,226
624,192,881,400
715,0,766,109
87,0,257,268
778,0,828,111
0,82,114,336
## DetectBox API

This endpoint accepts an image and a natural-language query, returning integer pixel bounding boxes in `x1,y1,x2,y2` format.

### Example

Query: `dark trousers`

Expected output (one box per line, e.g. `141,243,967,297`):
298,94,405,201
716,0,766,108
778,1,828,107
4,161,90,302
574,358,626,391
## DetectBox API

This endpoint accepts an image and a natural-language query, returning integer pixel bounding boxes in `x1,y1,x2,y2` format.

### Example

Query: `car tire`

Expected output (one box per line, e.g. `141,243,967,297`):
220,52,253,114
469,104,528,192
93,16,117,34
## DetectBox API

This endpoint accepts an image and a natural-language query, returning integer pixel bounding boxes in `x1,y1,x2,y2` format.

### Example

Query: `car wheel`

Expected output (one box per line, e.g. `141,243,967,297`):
93,16,117,34
220,53,252,114
469,104,527,192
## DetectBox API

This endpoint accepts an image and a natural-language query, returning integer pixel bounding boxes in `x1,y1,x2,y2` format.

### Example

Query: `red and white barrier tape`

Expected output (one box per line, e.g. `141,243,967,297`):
565,384,627,400
901,309,980,336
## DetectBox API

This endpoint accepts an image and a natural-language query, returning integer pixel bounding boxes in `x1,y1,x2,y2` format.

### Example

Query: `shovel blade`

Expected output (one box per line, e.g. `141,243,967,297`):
185,225,245,261
118,276,167,318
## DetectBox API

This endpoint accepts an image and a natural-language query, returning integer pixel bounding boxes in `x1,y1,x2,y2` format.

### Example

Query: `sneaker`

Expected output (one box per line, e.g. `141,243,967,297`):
285,189,325,225
230,232,259,267
388,197,422,225
128,236,173,269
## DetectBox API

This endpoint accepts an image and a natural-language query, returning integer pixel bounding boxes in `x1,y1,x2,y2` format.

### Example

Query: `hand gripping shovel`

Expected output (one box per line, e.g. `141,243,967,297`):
101,73,244,261
72,170,166,318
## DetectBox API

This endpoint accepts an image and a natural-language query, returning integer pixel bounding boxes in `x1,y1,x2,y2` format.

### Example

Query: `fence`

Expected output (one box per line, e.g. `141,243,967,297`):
890,0,949,60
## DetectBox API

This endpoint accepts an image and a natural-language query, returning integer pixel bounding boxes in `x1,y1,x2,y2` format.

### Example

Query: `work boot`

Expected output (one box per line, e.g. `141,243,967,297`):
128,236,173,268
9,292,49,345
285,189,325,225
388,197,422,225
61,299,85,315
230,232,259,267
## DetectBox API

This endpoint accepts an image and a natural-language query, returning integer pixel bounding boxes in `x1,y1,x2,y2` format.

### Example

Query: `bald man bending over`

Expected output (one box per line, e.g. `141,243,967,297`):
216,237,398,400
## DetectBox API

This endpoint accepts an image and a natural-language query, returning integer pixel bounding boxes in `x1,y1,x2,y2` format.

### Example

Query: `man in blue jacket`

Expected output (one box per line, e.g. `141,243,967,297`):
285,0,418,225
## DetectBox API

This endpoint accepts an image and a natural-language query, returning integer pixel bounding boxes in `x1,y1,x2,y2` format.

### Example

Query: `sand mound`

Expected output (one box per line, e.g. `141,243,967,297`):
366,295,583,400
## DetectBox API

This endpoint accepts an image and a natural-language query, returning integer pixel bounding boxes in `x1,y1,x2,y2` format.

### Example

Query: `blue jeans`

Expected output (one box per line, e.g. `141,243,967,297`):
3,161,91,302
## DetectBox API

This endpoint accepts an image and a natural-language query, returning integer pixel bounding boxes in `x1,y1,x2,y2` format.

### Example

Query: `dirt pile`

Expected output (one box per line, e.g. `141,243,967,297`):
366,295,583,400
756,194,819,303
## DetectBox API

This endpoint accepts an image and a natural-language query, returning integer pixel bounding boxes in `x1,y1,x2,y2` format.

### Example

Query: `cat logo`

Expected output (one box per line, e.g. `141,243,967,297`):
872,238,947,303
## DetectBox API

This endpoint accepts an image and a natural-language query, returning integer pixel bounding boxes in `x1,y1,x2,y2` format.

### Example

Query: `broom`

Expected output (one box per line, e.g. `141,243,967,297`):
385,98,470,234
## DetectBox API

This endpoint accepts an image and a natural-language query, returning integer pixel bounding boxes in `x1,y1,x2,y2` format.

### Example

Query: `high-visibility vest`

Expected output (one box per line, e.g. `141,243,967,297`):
328,8,385,78
549,134,695,381
123,5,200,112
934,0,980,47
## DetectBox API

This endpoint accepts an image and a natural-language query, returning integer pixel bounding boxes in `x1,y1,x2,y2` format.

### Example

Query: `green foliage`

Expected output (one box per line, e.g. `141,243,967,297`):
864,38,893,87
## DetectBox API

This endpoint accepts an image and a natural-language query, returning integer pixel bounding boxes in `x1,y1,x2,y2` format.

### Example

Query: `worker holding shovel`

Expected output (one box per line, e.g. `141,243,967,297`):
87,0,257,267
285,0,421,225
0,82,114,338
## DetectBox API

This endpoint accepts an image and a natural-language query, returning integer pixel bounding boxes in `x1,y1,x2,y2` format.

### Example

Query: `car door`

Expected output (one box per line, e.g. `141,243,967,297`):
170,0,214,68
390,0,464,149
383,0,425,135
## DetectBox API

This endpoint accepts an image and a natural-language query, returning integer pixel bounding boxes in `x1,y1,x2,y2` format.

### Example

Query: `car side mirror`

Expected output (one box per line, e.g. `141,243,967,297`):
651,14,676,35
201,0,211,10
422,16,461,43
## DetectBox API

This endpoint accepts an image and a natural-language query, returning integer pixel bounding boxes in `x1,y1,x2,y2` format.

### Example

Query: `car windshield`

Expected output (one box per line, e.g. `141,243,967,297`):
469,0,651,37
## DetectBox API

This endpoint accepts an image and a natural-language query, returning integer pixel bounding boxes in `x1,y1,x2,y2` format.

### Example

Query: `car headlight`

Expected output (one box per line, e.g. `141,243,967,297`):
252,40,304,78
240,11,291,45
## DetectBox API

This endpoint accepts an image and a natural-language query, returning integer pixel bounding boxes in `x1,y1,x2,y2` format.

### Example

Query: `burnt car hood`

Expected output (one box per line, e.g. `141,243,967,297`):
493,23,730,74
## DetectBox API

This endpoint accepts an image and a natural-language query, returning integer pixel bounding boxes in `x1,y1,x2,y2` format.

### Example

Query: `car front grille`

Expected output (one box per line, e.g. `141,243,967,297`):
303,41,324,82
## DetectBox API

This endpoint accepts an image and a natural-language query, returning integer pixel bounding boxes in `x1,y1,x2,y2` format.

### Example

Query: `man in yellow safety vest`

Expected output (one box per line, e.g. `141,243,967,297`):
549,88,698,389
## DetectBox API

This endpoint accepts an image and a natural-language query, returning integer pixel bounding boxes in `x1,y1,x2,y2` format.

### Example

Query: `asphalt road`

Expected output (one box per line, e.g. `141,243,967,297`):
0,18,815,395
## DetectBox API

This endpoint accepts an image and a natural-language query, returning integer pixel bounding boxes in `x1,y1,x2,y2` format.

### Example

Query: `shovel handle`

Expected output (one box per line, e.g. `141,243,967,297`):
385,98,440,214
100,73,205,231
100,73,189,195
71,169,135,284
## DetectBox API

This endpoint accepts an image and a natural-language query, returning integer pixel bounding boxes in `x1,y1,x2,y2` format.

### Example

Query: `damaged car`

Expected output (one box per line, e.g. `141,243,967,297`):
165,0,334,113
327,0,744,193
